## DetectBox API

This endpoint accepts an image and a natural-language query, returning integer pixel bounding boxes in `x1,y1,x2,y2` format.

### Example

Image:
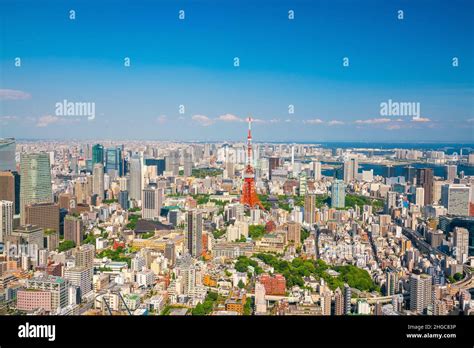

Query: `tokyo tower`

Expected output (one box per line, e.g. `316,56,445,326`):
240,117,264,210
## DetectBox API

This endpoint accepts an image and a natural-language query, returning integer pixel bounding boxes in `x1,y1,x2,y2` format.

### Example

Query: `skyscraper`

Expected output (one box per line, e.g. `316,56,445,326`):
118,190,129,210
404,166,416,184
343,157,358,183
129,155,143,202
415,187,425,207
0,171,15,212
92,144,104,165
25,203,60,233
453,227,469,264
343,283,352,314
142,186,163,220
105,147,123,177
183,152,193,177
445,165,457,181
385,267,399,296
0,200,13,243
313,161,322,181
416,168,434,205
334,287,344,315
441,184,470,216
384,165,395,178
19,153,53,224
303,194,316,225
0,138,16,171
92,163,105,200
64,215,83,245
331,180,346,209
410,273,432,314
186,210,203,257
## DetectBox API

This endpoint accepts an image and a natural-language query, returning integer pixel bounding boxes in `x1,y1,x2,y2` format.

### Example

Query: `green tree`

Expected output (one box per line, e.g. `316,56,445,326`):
238,280,245,289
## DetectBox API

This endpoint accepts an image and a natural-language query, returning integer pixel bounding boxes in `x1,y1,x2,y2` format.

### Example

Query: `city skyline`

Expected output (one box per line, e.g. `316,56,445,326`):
1,0,473,142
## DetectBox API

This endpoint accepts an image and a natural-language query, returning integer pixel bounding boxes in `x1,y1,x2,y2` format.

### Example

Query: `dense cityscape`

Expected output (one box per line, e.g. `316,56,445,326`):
0,120,473,317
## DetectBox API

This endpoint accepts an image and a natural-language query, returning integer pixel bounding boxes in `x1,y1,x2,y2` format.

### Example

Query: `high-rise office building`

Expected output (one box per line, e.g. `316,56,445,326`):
0,171,15,213
129,156,143,202
118,190,129,210
25,203,60,233
0,138,16,171
268,157,280,179
416,168,434,205
410,273,433,314
64,267,92,298
183,152,193,177
304,194,316,225
343,284,352,314
165,151,180,176
453,227,469,264
415,187,425,207
334,287,344,315
164,242,176,266
445,165,457,182
19,153,53,224
105,147,123,177
385,267,399,296
186,210,203,257
64,215,83,245
441,184,470,216
313,161,322,181
331,180,346,209
286,221,301,247
404,166,416,184
0,200,13,243
92,144,104,165
75,244,95,269
343,157,358,183
92,163,105,200
384,165,395,178
142,186,163,220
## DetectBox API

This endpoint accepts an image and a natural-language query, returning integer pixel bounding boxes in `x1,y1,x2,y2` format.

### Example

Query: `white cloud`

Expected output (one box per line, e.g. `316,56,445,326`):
36,115,60,127
327,120,344,126
412,117,431,122
192,114,214,126
304,118,324,124
217,114,243,122
0,115,18,125
0,89,31,100
355,118,391,124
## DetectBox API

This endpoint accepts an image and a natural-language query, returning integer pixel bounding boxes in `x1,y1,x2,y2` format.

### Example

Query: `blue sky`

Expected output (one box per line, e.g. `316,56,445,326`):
0,0,473,142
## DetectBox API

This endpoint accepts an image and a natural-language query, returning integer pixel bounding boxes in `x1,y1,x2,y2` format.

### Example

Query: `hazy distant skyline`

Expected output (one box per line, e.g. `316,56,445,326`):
1,0,473,142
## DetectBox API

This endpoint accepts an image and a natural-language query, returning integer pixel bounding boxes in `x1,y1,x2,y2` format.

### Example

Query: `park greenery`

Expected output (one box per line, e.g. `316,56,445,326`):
448,272,464,283
58,240,75,252
212,229,226,239
126,214,140,230
235,256,263,275
254,253,380,293
257,193,383,212
140,231,155,239
191,291,218,315
248,225,266,240
97,246,132,267
192,168,223,178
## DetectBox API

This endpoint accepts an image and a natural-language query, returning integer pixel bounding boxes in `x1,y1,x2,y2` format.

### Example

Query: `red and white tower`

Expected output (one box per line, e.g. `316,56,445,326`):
241,117,264,209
